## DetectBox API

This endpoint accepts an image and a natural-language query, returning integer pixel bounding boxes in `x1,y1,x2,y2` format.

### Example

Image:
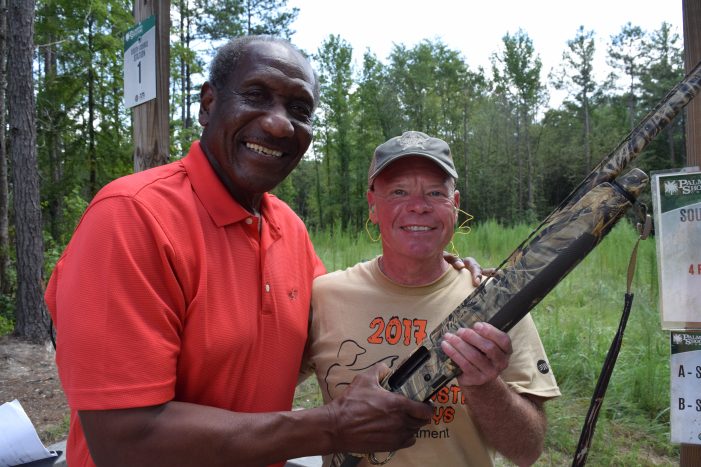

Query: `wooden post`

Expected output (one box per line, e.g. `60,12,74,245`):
132,0,170,172
681,0,701,464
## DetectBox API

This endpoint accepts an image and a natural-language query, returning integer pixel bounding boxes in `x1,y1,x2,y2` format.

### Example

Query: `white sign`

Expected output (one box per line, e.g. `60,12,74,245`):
123,15,156,109
670,331,701,444
651,168,701,330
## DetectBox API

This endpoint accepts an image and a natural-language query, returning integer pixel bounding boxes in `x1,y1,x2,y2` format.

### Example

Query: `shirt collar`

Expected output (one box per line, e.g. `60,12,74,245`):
183,141,275,227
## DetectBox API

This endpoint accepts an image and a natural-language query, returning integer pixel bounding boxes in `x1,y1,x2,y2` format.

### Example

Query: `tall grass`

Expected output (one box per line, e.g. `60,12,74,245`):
304,220,677,465
309,221,383,272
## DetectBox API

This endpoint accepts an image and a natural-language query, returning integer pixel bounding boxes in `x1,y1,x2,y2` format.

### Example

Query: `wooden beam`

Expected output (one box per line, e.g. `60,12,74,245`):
684,0,701,168
132,0,170,172
681,0,701,463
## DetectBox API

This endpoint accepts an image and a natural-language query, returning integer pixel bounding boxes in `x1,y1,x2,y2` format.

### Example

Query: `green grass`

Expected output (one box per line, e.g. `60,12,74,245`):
0,293,14,335
300,219,678,465
307,224,383,272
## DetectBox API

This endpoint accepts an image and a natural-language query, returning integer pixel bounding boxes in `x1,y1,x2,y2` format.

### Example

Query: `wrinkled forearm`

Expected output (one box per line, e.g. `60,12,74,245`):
462,378,547,466
80,401,338,467
79,364,432,467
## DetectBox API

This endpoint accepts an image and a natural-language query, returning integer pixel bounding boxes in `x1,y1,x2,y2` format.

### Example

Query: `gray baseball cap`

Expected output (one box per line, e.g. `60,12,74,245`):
368,131,458,186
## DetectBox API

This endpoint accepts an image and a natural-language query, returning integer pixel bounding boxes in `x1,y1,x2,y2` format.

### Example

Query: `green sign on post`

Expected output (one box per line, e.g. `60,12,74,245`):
651,168,701,330
123,15,156,109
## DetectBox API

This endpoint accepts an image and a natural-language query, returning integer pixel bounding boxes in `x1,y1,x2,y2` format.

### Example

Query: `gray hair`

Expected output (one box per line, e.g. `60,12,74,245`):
208,35,320,106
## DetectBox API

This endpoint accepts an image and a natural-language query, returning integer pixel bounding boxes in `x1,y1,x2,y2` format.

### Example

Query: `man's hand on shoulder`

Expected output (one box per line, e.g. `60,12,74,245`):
442,252,496,286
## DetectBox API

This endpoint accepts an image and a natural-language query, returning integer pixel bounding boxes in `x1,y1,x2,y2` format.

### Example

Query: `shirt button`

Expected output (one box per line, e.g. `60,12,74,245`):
265,283,270,293
245,218,253,225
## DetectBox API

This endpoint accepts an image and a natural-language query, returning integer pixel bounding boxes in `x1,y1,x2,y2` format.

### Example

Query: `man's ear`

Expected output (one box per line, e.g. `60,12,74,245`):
198,82,215,127
453,190,460,222
367,190,378,223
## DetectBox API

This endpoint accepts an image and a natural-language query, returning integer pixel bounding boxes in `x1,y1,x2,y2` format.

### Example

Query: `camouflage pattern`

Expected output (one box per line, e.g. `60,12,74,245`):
334,60,701,467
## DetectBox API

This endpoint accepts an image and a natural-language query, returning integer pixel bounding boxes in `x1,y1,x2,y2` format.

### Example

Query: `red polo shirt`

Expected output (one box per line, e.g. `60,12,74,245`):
45,141,326,467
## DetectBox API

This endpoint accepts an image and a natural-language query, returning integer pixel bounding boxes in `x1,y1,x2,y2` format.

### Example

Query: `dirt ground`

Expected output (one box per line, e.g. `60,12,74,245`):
0,334,70,445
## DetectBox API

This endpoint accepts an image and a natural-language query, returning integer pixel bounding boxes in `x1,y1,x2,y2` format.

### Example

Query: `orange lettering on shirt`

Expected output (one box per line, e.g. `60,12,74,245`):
367,317,429,346
385,317,402,345
414,319,427,345
368,317,384,344
430,385,464,405
432,405,456,425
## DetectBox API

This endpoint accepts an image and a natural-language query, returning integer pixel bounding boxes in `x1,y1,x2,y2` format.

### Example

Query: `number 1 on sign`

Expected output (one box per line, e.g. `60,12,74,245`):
137,61,141,83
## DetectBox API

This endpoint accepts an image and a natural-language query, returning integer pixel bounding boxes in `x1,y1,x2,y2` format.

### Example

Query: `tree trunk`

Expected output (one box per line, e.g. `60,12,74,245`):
133,0,170,172
667,125,676,166
0,0,10,296
44,27,63,242
461,101,469,214
684,0,701,166
315,155,323,229
583,94,592,174
87,16,97,196
179,0,186,134
8,0,49,343
185,11,192,129
524,106,535,215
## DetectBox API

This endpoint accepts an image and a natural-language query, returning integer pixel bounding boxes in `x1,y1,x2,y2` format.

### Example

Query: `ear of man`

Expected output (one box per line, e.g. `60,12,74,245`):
198,82,215,127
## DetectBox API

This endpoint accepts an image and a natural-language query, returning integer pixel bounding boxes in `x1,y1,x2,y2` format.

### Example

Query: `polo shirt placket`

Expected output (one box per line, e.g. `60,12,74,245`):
258,213,282,316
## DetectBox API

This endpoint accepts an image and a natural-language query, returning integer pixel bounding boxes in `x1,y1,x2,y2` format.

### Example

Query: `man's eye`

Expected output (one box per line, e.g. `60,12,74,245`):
239,89,265,102
290,102,313,122
248,91,264,99
429,191,445,197
392,189,406,196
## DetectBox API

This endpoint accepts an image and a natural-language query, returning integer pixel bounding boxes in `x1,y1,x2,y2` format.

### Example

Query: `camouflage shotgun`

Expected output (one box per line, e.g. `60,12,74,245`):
333,58,701,467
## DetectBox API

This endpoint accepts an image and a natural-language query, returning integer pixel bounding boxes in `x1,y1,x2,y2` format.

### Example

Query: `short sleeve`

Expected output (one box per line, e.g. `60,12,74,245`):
47,195,185,410
501,314,561,399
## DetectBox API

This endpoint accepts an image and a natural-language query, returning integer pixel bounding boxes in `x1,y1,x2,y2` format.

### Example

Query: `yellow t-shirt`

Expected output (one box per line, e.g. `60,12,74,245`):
306,257,560,467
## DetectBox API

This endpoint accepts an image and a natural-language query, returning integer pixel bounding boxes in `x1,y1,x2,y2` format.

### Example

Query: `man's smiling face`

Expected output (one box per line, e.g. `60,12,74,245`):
368,156,459,264
199,40,316,211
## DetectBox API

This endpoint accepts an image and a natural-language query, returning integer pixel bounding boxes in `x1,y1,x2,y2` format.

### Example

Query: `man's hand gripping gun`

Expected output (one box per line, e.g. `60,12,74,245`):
333,59,701,467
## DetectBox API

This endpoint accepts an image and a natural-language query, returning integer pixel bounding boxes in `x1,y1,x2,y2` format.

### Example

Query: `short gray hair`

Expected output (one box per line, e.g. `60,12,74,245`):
208,35,320,106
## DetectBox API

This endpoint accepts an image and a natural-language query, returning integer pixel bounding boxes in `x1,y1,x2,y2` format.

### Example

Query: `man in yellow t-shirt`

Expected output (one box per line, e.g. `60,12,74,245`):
305,131,560,467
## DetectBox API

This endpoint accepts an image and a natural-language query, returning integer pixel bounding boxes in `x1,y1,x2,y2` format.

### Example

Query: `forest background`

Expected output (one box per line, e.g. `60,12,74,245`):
0,0,691,335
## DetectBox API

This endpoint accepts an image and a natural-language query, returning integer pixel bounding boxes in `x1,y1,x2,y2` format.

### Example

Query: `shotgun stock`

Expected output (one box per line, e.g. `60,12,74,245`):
332,59,701,467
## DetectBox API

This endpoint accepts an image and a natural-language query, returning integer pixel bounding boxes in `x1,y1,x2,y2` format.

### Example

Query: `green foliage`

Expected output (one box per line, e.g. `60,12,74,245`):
309,220,381,272
313,35,355,229
0,293,14,335
26,5,688,261
194,0,298,41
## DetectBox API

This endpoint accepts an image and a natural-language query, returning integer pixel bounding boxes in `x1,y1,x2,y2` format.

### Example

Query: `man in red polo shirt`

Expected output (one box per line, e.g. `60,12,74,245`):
45,36,434,467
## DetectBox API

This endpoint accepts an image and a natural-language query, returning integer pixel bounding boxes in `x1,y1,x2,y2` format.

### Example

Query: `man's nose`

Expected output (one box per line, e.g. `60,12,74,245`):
260,104,295,138
406,194,432,212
